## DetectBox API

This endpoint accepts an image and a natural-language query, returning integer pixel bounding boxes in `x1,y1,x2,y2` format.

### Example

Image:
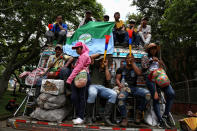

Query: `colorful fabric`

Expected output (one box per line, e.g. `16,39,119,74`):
151,68,170,88
126,27,137,32
19,68,47,78
19,67,48,86
184,117,197,131
66,42,91,84
47,55,71,69
74,70,88,88
63,22,115,57
51,23,67,32
115,20,124,29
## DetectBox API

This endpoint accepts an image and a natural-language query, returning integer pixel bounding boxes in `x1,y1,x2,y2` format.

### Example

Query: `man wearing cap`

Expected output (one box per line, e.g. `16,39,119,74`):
126,19,139,47
78,11,95,28
45,15,67,45
36,44,73,86
32,45,73,106
137,17,151,46
47,44,72,78
85,54,117,126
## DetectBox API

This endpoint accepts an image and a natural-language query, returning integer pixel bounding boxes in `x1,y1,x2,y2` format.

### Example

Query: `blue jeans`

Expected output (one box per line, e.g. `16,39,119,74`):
71,73,90,119
59,67,71,81
87,85,117,104
145,76,175,121
118,86,150,118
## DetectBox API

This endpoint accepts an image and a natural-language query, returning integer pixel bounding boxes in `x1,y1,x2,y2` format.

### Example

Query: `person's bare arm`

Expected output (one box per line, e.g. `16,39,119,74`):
104,60,111,81
64,57,74,67
131,62,142,76
58,23,66,31
116,74,123,89
129,55,142,75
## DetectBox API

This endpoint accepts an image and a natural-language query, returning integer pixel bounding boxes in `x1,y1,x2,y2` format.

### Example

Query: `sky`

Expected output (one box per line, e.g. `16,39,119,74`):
97,0,138,21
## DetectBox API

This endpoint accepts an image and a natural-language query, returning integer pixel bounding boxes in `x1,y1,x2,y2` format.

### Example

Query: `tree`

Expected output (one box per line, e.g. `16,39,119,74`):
126,13,143,26
0,0,104,97
132,0,167,42
131,0,197,82
159,0,197,82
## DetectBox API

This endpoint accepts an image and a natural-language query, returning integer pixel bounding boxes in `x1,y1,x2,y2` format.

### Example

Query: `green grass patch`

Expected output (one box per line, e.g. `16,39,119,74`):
0,90,26,117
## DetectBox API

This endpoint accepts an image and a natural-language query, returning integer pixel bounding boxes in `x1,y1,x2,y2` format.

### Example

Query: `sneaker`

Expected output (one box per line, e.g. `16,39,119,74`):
157,120,166,129
72,118,77,123
73,118,84,125
162,115,174,128
157,119,170,129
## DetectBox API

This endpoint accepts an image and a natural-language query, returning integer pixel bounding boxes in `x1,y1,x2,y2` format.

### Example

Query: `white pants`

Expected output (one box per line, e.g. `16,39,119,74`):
139,31,151,45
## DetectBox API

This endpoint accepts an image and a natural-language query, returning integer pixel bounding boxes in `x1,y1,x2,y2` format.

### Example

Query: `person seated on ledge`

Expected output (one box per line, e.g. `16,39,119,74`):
45,15,67,45
113,12,128,46
116,54,150,127
86,54,117,126
103,15,110,22
137,17,151,46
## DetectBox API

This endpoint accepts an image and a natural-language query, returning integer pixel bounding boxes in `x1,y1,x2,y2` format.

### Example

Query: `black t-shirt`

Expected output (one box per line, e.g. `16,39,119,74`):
116,67,137,87
89,61,112,88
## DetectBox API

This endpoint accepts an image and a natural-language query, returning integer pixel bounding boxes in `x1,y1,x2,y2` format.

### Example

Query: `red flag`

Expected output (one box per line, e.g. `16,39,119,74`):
128,29,133,38
105,35,111,44
48,24,53,30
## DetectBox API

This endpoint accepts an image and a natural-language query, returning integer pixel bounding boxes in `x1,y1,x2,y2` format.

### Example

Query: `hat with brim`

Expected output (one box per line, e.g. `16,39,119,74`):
129,19,136,24
86,10,92,14
55,44,63,50
142,17,149,21
72,42,83,50
145,43,160,52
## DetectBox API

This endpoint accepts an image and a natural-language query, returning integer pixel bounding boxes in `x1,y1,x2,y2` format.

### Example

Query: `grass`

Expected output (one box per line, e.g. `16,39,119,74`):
0,87,26,117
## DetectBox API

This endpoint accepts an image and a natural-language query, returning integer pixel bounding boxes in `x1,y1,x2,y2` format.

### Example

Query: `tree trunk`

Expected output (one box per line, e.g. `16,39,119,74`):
0,75,9,98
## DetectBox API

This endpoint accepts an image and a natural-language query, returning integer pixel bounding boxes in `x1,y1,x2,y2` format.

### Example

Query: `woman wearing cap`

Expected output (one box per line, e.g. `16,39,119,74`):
141,43,175,128
66,42,91,124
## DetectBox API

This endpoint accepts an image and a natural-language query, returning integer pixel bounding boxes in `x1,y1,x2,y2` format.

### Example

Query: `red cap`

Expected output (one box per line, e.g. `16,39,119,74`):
72,42,83,50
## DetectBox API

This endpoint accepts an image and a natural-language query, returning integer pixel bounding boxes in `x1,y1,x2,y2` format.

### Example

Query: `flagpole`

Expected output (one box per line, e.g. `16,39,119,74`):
103,35,111,61
128,29,133,56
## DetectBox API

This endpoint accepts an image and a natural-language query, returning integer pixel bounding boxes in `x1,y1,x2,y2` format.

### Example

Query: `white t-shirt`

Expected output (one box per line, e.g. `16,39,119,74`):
149,58,159,71
137,25,151,35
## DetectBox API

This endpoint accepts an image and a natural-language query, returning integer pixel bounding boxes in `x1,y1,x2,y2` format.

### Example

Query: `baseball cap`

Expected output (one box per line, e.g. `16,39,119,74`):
129,19,136,24
55,44,62,50
72,42,83,50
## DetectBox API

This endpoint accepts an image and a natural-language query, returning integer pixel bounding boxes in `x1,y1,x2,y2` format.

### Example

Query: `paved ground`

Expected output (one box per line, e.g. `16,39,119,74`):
0,121,23,131
0,114,184,131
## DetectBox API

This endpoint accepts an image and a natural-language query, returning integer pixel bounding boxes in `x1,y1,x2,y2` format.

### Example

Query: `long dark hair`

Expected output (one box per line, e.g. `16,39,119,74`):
147,49,159,58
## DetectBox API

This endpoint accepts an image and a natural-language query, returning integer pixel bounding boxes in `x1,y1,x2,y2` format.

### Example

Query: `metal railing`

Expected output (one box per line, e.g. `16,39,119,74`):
174,79,197,104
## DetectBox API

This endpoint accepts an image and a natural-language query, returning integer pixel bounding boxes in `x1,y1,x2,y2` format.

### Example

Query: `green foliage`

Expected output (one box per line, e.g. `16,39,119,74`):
160,0,197,47
0,90,26,116
132,0,167,42
131,0,197,82
126,13,143,25
0,0,104,95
